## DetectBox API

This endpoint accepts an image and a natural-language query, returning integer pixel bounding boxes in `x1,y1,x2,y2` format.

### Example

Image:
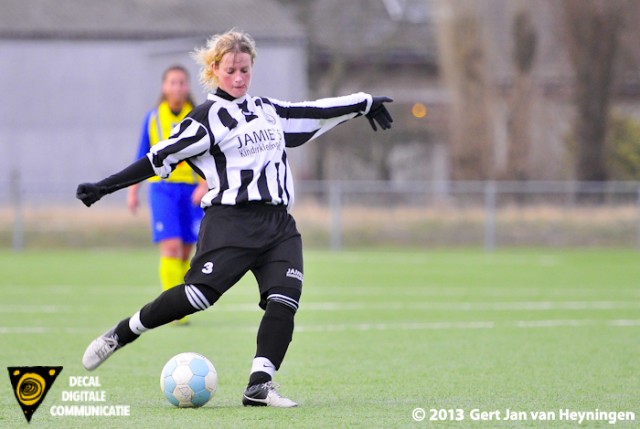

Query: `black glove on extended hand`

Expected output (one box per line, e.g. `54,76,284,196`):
366,96,394,131
76,183,108,207
76,157,156,207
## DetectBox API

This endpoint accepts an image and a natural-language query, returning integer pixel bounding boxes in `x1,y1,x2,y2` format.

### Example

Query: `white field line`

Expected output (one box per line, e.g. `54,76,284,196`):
4,285,638,301
295,319,640,333
0,305,66,313
0,327,49,334
1,301,639,314
1,319,640,335
294,321,496,333
214,301,640,312
2,286,158,296
608,319,640,327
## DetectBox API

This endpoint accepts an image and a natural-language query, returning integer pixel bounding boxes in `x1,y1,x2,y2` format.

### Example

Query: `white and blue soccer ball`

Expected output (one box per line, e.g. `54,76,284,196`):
160,352,217,408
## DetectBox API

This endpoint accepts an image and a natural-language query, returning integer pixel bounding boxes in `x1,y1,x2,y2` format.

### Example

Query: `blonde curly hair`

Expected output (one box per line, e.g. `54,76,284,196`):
192,29,257,91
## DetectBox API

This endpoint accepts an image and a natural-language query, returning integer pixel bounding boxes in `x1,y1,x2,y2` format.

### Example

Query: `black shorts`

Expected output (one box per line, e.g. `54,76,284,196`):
185,203,303,308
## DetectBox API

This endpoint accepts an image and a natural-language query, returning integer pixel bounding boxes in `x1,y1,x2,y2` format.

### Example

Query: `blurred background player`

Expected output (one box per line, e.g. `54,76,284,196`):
127,65,208,325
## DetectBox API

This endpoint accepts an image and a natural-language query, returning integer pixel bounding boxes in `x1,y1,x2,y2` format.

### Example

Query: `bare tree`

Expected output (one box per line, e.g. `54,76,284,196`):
277,0,363,180
437,0,494,180
561,0,627,181
504,8,537,181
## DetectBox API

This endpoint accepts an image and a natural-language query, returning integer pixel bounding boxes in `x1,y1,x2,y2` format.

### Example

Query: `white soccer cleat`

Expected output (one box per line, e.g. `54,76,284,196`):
242,381,298,408
82,327,121,371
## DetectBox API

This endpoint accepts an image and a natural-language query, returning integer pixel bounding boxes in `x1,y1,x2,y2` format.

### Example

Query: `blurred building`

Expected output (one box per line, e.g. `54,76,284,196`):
278,0,448,181
281,0,640,182
436,0,640,181
0,0,306,203
3,0,639,202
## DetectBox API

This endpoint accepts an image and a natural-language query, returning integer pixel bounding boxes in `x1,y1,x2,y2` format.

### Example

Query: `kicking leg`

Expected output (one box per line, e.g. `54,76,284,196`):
82,284,219,371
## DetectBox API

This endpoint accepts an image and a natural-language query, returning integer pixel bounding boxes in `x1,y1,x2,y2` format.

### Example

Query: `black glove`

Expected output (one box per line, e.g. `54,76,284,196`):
366,96,394,131
76,183,108,207
76,157,156,207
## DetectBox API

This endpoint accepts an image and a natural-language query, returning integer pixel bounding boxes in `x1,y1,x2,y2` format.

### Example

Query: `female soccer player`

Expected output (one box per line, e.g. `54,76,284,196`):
127,65,207,325
77,30,392,407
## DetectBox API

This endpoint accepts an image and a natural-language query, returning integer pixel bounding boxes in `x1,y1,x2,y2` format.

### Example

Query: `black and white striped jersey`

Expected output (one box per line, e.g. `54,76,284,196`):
147,91,373,209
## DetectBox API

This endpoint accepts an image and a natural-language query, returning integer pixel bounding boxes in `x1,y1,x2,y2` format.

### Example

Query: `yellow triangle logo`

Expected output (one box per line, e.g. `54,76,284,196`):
7,366,63,423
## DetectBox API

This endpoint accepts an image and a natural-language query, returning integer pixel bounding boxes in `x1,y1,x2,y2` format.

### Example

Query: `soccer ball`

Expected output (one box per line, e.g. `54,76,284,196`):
160,352,217,408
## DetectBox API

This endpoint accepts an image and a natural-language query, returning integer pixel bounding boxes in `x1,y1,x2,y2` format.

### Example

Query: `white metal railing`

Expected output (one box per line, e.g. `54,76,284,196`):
2,177,640,251
295,180,640,251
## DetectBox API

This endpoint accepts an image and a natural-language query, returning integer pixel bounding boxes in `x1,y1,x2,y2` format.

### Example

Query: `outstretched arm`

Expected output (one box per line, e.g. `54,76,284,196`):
78,104,212,207
76,157,155,207
266,93,393,148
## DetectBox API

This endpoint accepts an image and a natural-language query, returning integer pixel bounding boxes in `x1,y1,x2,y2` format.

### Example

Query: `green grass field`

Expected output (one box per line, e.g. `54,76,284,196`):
0,249,638,428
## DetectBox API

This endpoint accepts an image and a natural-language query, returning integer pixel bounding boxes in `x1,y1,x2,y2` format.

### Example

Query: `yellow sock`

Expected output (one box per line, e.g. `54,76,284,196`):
159,256,190,325
159,256,184,291
182,260,190,279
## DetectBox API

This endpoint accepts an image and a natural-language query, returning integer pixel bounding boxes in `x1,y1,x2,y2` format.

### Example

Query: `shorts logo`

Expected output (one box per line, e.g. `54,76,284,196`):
202,262,214,274
7,366,63,423
286,268,303,282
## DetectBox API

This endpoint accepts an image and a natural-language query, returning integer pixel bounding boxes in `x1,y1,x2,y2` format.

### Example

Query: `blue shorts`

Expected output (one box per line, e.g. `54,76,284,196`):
149,182,203,244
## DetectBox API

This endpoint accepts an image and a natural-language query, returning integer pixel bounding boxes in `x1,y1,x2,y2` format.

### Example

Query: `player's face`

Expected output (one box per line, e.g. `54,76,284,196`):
162,70,190,107
213,52,252,99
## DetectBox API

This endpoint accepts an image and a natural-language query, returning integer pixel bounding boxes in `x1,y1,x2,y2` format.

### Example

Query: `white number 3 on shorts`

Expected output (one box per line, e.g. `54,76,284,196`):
202,262,214,274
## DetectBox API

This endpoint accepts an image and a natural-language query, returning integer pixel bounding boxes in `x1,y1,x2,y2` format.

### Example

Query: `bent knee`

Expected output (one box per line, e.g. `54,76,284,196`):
262,287,301,313
184,284,220,311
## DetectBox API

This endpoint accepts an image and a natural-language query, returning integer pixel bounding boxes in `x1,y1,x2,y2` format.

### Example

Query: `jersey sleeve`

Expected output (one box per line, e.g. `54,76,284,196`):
265,92,373,148
135,110,152,160
147,104,212,179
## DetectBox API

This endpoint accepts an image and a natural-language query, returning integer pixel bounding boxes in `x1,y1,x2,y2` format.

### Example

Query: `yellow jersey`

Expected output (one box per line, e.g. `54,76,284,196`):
137,101,197,184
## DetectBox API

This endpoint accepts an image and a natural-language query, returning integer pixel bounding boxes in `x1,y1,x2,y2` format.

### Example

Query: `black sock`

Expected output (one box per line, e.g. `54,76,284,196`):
140,285,220,329
113,284,220,346
139,284,206,328
248,371,272,387
114,317,139,346
254,300,296,372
